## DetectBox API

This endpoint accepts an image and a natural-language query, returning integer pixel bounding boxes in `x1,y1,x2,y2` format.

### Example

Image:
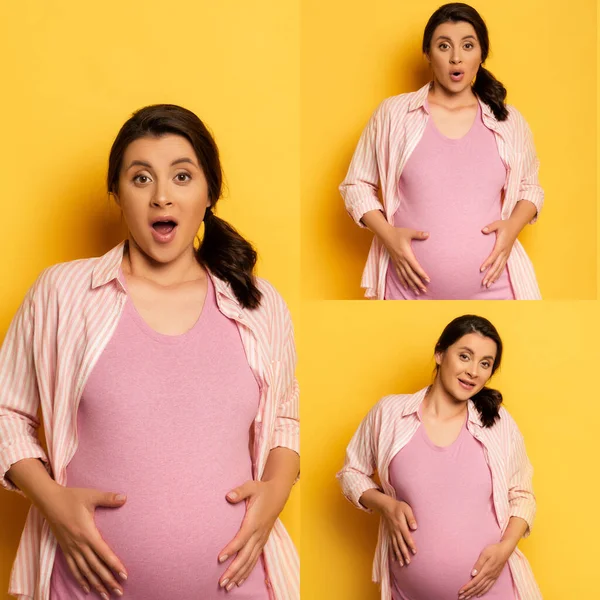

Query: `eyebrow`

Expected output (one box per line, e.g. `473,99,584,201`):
435,35,477,42
126,157,198,170
457,346,495,361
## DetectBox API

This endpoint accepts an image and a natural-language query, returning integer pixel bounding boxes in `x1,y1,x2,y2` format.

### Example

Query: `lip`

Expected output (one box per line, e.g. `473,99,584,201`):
450,70,465,82
457,378,476,391
150,215,179,245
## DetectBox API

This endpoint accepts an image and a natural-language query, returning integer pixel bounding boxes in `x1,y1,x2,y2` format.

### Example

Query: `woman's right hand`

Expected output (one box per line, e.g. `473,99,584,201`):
380,226,430,295
41,486,128,598
380,497,418,566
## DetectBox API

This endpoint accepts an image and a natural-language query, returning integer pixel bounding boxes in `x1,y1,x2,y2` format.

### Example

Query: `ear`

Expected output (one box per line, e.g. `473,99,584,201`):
434,351,443,366
110,191,121,208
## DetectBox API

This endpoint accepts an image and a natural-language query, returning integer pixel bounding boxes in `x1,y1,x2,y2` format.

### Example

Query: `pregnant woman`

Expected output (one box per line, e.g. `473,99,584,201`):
0,105,299,599
339,3,543,300
337,315,541,600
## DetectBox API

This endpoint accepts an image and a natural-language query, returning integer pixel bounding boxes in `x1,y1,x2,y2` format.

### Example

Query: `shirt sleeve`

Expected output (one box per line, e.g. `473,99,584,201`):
336,404,381,512
339,104,386,227
0,284,50,493
514,110,544,224
507,425,536,537
268,290,299,457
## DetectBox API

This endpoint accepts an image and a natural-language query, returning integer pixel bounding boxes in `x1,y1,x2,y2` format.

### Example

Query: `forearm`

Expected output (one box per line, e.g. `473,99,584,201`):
6,458,61,513
508,200,538,234
361,210,394,242
359,487,392,513
260,447,299,506
499,516,529,552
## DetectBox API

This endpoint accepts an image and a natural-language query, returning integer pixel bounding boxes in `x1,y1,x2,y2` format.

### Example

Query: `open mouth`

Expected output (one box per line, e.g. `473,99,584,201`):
151,218,178,234
450,71,464,81
458,378,475,391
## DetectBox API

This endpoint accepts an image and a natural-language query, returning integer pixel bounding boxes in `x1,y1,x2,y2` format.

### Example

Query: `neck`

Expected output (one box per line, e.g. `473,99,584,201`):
122,236,205,287
429,79,478,108
423,378,468,421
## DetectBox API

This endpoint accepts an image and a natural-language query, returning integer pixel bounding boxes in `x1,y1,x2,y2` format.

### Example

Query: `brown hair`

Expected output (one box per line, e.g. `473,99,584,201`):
107,104,262,309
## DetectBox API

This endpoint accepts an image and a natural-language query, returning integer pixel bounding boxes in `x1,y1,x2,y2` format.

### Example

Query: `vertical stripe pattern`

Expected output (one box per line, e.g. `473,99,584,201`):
336,388,542,600
339,82,544,300
0,242,299,600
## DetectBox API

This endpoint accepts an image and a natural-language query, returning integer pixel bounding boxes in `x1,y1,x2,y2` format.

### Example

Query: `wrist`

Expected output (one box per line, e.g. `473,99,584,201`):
498,538,517,557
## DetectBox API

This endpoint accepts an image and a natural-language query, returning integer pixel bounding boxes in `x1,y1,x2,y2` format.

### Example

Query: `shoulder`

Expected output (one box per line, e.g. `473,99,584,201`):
493,405,524,439
370,393,414,419
30,256,99,302
500,104,533,136
372,92,417,121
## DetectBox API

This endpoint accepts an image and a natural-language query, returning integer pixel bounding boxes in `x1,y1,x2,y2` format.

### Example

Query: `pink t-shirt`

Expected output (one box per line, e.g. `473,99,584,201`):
50,275,269,599
385,103,515,300
388,412,516,600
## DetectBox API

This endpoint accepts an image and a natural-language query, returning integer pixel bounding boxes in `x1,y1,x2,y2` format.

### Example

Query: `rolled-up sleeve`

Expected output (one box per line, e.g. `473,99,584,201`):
0,287,49,493
507,427,536,537
515,111,544,224
269,292,299,457
336,407,381,512
339,105,385,227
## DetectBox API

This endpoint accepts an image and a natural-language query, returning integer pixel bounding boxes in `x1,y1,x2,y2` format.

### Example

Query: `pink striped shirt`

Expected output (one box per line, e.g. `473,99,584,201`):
337,387,541,600
339,82,544,300
0,242,299,600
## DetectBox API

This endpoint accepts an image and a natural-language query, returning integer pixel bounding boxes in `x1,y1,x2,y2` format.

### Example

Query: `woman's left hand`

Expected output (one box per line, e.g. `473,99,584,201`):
480,219,520,288
217,480,287,591
458,541,514,599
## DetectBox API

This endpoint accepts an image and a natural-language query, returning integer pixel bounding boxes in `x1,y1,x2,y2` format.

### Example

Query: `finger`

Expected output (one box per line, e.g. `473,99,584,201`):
463,577,491,599
394,264,409,290
488,256,507,286
459,561,489,597
65,554,91,594
89,533,128,582
399,263,420,295
396,531,412,565
482,220,501,234
231,544,263,588
81,546,124,597
483,256,505,287
398,516,417,555
475,579,495,597
409,229,430,242
404,253,430,285
480,248,500,273
391,533,403,565
72,551,109,599
220,534,257,589
403,262,427,293
91,491,127,510
402,504,418,532
226,480,256,504
218,522,254,564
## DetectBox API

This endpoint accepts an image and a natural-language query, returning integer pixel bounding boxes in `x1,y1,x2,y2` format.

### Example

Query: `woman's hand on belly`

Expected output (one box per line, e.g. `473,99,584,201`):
458,541,514,599
480,219,520,288
380,496,419,567
217,480,287,591
41,486,128,598
381,226,431,295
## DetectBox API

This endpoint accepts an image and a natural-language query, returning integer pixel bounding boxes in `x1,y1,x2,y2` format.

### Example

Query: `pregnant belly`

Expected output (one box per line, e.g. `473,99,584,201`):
390,523,515,600
387,220,513,300
50,467,269,599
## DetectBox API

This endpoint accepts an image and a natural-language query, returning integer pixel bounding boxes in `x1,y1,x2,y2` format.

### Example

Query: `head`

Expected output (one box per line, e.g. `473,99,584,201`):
422,3,508,121
434,315,503,427
107,104,261,309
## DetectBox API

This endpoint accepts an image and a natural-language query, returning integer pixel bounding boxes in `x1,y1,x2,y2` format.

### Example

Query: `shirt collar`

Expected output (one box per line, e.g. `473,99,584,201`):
408,81,498,131
401,385,484,428
90,241,243,311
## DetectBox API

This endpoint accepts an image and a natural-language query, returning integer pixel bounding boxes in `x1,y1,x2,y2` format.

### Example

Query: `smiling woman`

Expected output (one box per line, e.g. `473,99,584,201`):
340,3,544,300
337,315,541,600
0,105,300,600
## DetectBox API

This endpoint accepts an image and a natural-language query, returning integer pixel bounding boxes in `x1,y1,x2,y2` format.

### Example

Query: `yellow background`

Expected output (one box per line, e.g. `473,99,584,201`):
301,0,597,300
299,301,600,599
0,1,299,595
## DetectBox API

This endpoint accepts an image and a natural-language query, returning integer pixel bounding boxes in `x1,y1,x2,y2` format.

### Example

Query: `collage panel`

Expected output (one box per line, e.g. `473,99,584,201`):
0,2,299,599
300,300,599,599
301,0,596,300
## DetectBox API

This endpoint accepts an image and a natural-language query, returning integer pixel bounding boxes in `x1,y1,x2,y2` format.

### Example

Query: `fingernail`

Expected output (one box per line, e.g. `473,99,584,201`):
399,562,403,567
114,589,124,597
220,578,229,588
119,572,128,581
406,558,410,565
472,569,478,576
483,227,489,232
420,288,426,293
101,594,109,600
115,494,126,502
425,278,430,283
227,492,238,500
226,582,235,591
411,523,417,530
82,586,90,594
411,548,416,554
238,579,245,586
219,554,228,563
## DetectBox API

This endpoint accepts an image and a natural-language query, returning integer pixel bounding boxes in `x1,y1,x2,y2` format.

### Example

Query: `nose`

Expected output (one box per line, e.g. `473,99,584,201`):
465,365,478,379
450,49,462,65
151,181,173,208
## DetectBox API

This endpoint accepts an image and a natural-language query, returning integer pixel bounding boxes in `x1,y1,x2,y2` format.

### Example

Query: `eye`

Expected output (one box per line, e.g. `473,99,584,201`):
133,174,152,185
481,361,491,369
439,42,450,50
175,172,191,183
459,353,470,361
464,42,474,50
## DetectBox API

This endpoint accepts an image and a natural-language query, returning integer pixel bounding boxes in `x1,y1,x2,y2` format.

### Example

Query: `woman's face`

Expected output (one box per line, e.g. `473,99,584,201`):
426,20,482,95
115,134,210,264
435,332,497,401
